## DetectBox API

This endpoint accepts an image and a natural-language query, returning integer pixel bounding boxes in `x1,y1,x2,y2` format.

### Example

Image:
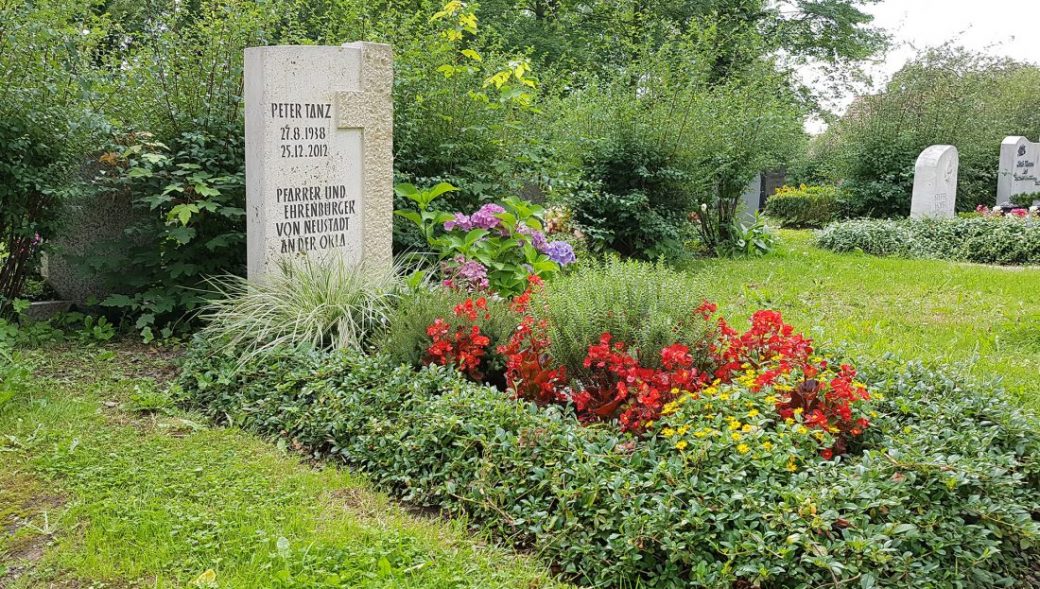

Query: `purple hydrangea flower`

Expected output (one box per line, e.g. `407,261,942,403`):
456,259,490,289
543,241,576,266
470,203,506,230
517,224,548,251
444,213,473,232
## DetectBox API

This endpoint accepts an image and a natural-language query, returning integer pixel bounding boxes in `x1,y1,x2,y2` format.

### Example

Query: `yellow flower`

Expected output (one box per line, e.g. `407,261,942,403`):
719,393,730,401
813,430,826,441
728,420,742,431
662,427,676,438
761,441,774,451
694,429,710,438
793,407,804,416
662,402,679,416
747,409,760,418
671,387,680,395
795,425,809,435
736,443,750,454
731,432,742,442
741,424,753,433
675,440,688,450
764,395,777,404
784,418,795,425
676,425,690,436
786,458,798,472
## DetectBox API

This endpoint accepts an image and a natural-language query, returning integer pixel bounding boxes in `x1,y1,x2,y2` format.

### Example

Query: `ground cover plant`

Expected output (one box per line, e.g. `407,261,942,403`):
177,337,1040,588
0,343,565,589
816,214,1040,265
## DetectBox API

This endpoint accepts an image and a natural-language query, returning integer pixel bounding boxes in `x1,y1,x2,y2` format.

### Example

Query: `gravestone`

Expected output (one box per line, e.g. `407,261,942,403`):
997,136,1040,206
739,174,763,224
910,145,958,219
244,43,393,280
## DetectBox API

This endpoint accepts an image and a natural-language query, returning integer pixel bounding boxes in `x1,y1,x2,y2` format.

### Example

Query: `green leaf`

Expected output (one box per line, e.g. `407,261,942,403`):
168,226,197,245
168,203,200,226
102,294,134,309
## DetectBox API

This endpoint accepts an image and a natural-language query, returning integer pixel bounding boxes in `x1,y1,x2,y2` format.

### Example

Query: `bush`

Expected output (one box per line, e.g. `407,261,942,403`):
0,0,107,310
88,131,246,339
565,135,694,260
395,183,576,297
199,257,402,362
528,258,710,377
177,344,1040,588
765,184,841,228
817,216,1040,264
546,38,805,258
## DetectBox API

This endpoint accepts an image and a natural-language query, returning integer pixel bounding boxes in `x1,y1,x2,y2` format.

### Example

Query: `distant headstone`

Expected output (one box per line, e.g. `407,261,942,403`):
997,136,1040,206
910,145,958,219
739,174,763,224
244,43,393,280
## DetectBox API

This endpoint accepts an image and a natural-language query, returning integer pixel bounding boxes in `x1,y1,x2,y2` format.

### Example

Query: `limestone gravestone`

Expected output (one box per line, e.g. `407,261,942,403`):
244,43,393,280
910,145,958,219
997,136,1040,206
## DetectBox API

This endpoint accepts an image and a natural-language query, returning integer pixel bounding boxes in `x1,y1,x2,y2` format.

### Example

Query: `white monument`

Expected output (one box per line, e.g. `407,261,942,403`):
910,145,958,219
997,136,1040,206
244,43,393,280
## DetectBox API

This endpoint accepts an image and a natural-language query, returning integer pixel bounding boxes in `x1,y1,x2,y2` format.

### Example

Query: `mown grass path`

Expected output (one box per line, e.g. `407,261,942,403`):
692,230,1040,411
0,344,566,589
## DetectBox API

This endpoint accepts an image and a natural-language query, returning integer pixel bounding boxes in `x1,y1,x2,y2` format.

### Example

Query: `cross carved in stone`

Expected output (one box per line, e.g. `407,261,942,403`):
336,42,394,269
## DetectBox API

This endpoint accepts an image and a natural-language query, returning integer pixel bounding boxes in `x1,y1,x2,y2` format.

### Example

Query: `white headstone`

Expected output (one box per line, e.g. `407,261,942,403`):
997,136,1040,206
910,145,958,219
739,173,763,224
244,43,393,280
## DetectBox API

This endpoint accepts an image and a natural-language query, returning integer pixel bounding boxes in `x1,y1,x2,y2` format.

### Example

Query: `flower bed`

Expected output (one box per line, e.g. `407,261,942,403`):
177,344,1040,588
816,216,1040,265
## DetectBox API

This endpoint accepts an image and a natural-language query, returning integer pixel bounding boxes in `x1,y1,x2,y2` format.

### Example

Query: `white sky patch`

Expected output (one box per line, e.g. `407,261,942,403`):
803,0,1040,133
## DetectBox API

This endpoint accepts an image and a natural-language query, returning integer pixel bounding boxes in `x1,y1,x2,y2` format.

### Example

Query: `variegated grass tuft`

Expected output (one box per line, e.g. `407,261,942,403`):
199,256,403,362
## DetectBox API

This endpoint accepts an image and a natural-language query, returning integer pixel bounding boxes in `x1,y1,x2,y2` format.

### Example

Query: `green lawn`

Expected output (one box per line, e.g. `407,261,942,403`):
0,345,566,589
691,230,1040,411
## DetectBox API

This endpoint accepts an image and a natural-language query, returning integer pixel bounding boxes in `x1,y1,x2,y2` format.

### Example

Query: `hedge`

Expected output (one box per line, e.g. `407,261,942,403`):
816,217,1040,265
764,184,841,229
176,343,1040,588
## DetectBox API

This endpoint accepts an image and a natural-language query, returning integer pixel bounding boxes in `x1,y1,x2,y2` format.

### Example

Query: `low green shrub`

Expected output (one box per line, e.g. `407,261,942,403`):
178,344,1040,588
765,184,841,228
816,217,1040,265
528,258,710,377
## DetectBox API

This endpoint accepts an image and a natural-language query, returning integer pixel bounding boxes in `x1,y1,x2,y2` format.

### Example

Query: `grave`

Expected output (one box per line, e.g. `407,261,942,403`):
910,145,958,219
997,136,1040,206
244,43,393,280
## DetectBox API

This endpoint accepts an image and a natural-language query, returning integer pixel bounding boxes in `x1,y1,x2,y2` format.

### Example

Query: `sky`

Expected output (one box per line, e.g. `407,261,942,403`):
806,0,1040,132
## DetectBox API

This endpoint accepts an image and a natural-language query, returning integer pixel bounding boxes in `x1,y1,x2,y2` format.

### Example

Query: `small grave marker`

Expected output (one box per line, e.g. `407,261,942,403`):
910,145,958,219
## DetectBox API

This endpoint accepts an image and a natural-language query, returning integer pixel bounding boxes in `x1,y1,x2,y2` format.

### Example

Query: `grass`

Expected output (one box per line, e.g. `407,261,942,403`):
0,344,567,589
690,230,1040,411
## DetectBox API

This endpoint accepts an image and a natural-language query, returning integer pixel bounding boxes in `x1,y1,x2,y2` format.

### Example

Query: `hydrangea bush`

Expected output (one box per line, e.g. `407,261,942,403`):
395,183,575,296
